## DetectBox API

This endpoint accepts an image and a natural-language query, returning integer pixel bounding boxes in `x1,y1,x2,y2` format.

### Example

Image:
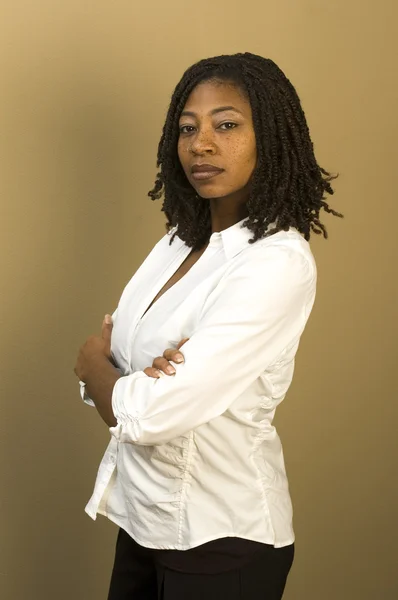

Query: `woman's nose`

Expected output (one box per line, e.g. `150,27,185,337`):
190,128,217,155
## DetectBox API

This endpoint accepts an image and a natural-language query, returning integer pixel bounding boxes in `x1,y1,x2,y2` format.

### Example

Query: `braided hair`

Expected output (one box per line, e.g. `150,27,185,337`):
148,52,342,250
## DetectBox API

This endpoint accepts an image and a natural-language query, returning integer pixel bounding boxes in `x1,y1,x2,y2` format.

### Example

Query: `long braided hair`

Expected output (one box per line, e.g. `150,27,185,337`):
148,52,342,250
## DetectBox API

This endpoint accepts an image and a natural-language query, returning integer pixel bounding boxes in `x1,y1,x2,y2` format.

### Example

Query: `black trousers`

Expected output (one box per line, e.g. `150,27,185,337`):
107,528,295,600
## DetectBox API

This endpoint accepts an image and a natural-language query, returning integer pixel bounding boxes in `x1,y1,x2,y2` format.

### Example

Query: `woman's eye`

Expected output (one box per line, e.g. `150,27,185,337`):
218,122,237,130
179,125,195,134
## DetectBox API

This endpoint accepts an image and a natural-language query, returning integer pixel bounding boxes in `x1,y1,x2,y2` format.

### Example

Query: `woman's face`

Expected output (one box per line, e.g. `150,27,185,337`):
177,80,257,203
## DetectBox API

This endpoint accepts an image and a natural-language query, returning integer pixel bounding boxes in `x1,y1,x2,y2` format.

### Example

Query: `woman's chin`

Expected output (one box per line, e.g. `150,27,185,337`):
194,185,228,200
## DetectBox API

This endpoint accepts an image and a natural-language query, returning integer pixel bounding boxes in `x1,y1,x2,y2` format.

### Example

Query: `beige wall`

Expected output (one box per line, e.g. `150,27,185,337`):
1,1,397,598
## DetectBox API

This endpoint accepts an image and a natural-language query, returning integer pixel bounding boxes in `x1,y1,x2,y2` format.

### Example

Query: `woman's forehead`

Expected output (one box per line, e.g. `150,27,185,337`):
182,80,250,116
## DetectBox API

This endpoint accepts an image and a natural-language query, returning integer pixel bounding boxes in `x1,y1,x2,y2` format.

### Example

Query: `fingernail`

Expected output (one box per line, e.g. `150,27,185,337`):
105,314,112,324
174,353,184,363
166,366,176,374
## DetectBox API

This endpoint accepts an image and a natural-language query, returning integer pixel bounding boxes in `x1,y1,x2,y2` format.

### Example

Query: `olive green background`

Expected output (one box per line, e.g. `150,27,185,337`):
1,1,397,598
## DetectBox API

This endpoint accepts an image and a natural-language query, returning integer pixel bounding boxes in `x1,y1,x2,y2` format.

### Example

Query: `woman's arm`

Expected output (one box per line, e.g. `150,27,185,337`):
75,315,121,427
83,355,120,427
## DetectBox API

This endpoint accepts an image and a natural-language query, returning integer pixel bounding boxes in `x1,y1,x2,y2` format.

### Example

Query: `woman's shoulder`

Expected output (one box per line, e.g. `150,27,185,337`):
239,227,317,281
250,227,314,259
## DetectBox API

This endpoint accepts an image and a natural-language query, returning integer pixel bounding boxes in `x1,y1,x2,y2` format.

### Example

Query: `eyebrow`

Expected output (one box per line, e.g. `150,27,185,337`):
180,105,244,118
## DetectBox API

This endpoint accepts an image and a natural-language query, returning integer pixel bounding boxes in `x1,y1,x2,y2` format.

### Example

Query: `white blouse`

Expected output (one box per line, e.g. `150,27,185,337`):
81,217,317,550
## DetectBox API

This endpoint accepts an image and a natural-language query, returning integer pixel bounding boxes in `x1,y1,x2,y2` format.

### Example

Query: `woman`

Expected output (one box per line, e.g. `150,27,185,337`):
75,52,342,599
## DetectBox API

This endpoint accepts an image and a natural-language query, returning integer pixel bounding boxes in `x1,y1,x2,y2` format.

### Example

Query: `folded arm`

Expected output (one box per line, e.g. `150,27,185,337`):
111,243,316,446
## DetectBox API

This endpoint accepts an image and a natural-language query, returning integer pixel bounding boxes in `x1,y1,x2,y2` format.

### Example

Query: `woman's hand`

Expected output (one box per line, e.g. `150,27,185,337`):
74,314,121,427
75,314,113,382
144,337,190,379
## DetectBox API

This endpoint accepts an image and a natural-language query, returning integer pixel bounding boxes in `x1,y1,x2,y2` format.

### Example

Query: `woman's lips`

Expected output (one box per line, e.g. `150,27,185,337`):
191,170,224,181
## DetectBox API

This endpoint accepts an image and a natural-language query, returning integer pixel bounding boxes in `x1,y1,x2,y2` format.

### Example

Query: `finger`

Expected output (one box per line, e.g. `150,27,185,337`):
168,337,190,364
143,367,163,379
152,356,176,375
163,347,185,364
102,314,113,341
177,337,190,349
